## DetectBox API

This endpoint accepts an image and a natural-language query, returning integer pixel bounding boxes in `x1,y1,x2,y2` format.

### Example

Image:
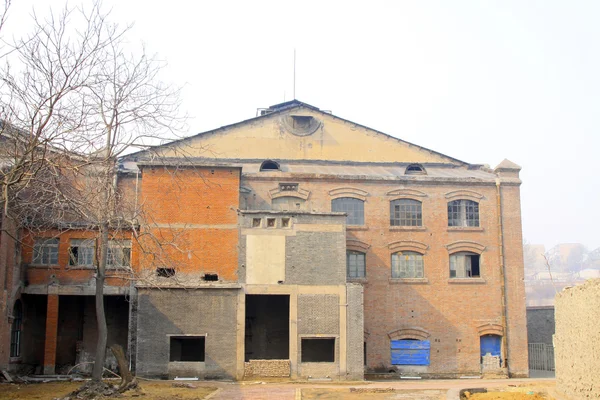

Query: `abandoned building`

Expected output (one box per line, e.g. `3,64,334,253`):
0,100,528,379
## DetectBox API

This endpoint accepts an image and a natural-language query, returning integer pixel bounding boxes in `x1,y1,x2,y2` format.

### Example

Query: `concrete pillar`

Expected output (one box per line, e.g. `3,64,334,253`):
43,294,59,375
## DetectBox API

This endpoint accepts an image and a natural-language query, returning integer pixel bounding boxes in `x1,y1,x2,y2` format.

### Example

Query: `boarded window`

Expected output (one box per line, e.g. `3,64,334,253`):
448,200,479,227
390,199,422,226
450,252,481,278
69,239,95,266
170,337,205,362
347,250,366,279
392,252,424,278
332,197,364,225
301,338,335,362
391,339,430,365
32,238,59,265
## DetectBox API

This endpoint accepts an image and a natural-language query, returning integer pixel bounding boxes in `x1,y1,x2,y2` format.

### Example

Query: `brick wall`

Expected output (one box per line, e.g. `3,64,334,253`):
526,307,555,345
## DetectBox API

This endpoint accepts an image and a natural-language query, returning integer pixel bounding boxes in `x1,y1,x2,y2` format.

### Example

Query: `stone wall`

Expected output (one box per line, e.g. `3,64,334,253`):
526,306,555,345
244,360,290,377
555,279,600,399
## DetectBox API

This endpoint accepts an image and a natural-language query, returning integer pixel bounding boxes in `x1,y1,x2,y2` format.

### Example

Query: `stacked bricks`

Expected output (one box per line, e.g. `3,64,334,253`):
244,360,291,378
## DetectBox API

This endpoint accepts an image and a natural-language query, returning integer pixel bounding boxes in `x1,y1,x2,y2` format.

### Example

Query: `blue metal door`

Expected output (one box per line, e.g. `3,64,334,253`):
391,340,430,365
480,335,501,358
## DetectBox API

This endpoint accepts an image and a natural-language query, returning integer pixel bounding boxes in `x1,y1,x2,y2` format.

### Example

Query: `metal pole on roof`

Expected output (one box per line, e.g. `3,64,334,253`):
293,48,296,99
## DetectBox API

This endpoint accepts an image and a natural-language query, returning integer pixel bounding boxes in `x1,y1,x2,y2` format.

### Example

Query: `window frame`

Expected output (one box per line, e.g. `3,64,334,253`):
69,239,96,267
447,199,480,227
331,197,365,226
346,250,366,279
32,238,59,266
106,240,132,269
391,251,424,279
449,251,481,278
390,199,422,227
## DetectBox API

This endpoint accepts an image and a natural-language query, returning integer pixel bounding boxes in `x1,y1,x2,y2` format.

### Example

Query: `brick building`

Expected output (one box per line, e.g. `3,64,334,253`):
1,99,528,379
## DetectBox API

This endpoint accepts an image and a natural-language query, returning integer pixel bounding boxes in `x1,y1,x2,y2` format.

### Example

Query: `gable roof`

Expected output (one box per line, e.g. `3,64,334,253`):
125,100,468,166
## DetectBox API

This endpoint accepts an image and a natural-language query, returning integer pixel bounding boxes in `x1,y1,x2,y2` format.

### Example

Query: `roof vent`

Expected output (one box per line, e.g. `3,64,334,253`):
405,164,426,175
260,160,280,171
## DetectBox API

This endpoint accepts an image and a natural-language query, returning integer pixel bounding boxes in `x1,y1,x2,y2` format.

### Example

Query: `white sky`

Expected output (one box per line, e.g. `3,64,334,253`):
4,1,600,251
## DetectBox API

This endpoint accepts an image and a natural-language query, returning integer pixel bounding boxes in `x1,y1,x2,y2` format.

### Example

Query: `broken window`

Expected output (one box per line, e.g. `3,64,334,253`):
170,336,205,362
10,300,22,358
392,252,424,278
405,163,426,175
301,338,335,362
448,200,479,227
260,160,280,171
347,250,366,279
450,252,481,278
332,197,365,225
157,268,176,277
69,239,95,266
272,196,305,211
32,238,59,265
107,240,131,268
390,199,422,226
291,115,313,130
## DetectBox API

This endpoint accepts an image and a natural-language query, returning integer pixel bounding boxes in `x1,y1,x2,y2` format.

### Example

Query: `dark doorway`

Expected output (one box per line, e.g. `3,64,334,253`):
245,295,289,361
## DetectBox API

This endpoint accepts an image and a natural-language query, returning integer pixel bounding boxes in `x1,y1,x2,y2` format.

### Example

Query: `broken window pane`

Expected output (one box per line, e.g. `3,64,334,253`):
450,252,481,278
448,200,479,227
69,239,95,266
347,250,366,279
107,240,132,268
332,197,365,225
390,199,422,226
392,252,424,278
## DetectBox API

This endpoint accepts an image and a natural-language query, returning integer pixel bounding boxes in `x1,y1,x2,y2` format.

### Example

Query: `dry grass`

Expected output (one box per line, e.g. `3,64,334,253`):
301,388,444,399
0,381,217,400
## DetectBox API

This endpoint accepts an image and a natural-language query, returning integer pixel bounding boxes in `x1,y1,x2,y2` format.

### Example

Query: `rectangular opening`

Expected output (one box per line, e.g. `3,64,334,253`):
301,338,335,362
157,268,176,278
252,218,262,228
203,273,218,281
245,295,289,361
170,336,205,362
267,218,276,228
281,218,290,228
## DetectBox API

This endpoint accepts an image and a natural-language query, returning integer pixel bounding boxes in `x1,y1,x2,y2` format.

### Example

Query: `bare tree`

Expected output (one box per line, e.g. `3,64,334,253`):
1,1,185,394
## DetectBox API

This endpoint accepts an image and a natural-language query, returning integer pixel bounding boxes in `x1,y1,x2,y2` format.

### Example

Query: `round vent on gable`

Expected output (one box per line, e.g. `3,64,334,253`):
280,114,321,136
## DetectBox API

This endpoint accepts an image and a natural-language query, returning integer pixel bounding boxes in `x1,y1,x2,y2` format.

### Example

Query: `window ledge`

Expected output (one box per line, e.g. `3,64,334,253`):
447,227,484,232
347,278,368,284
389,278,428,284
448,278,486,284
66,265,96,270
28,264,60,269
347,226,368,231
389,226,426,232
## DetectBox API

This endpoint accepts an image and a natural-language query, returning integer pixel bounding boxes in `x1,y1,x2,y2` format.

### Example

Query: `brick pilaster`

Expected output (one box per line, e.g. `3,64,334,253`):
43,294,59,375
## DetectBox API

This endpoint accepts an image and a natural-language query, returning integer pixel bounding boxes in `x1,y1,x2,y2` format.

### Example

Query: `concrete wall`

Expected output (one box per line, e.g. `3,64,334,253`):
136,288,239,379
555,279,600,399
526,306,555,345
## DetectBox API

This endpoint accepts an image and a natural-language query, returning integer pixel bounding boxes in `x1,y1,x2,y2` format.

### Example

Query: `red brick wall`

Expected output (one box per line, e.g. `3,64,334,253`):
135,166,240,281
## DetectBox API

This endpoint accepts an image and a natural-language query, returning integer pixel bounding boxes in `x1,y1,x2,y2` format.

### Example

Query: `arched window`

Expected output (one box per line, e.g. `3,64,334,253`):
390,199,422,226
332,197,364,226
347,250,366,279
405,163,426,175
10,300,22,358
259,160,280,171
447,199,479,227
392,251,424,278
450,251,480,278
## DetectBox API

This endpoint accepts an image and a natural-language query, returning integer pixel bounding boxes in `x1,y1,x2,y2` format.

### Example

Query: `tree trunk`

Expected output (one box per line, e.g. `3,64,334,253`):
110,344,137,392
92,223,109,382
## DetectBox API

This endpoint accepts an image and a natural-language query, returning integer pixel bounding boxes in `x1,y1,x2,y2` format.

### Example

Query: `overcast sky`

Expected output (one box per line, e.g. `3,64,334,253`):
5,1,599,251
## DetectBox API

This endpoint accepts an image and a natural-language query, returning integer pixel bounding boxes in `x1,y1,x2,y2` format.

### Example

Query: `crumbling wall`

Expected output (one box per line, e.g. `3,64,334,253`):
555,279,600,398
244,360,290,377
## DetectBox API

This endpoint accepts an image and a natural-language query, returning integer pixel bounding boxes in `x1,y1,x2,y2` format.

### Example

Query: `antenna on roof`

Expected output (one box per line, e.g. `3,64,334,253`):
293,48,296,99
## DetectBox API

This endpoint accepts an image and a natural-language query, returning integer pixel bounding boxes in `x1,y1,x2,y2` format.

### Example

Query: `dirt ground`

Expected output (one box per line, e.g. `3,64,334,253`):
0,381,217,400
466,391,549,400
301,388,445,399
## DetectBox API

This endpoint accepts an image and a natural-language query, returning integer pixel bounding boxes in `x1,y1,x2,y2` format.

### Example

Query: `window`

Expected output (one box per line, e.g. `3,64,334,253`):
32,238,59,265
157,268,176,277
252,218,262,227
405,163,426,175
272,196,305,211
260,160,280,171
267,218,276,228
391,339,430,365
448,200,479,227
450,252,481,278
390,199,422,226
10,301,22,358
347,251,366,279
170,336,205,362
392,252,424,278
69,239,95,266
332,197,364,225
301,338,335,362
107,240,131,268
